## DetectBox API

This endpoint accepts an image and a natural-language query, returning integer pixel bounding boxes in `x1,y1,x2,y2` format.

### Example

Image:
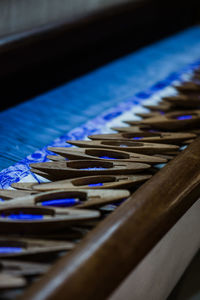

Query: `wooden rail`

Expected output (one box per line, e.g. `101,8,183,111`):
19,138,200,300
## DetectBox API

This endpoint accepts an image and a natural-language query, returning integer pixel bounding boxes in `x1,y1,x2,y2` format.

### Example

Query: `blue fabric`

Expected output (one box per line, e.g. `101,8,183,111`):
0,26,200,170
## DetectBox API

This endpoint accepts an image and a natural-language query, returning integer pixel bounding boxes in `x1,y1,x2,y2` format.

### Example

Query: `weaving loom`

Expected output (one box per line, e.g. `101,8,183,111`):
0,1,200,299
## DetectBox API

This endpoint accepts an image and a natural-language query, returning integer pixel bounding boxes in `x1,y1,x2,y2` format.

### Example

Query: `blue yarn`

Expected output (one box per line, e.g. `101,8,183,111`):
88,183,103,187
1,213,43,220
99,156,116,159
1,26,200,170
176,115,193,120
41,198,79,207
0,247,22,253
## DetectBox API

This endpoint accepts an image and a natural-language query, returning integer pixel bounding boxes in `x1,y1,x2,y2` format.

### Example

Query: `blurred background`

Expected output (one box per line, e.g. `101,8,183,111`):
0,0,200,110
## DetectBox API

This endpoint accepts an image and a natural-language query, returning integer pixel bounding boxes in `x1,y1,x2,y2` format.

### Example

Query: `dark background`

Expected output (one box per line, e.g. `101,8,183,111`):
0,0,200,111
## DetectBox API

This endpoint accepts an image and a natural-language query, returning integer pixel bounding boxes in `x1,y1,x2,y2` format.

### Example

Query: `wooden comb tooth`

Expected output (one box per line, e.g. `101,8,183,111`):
11,182,37,191
112,126,200,139
0,189,130,210
174,81,200,93
67,140,179,155
32,174,152,192
88,132,196,144
47,155,66,162
142,101,175,112
141,110,200,130
122,120,151,126
0,272,26,290
163,94,200,108
153,154,175,160
112,124,151,132
48,146,167,164
19,228,85,241
60,189,130,209
135,111,163,118
159,150,180,156
89,131,160,138
30,160,151,180
111,126,158,133
0,206,100,234
0,260,50,277
0,237,75,259
30,168,55,181
0,189,37,200
181,139,195,145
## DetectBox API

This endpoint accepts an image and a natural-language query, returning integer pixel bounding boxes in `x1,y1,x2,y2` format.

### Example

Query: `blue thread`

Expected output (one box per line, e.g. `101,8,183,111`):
1,213,43,220
0,247,22,253
99,156,116,159
88,183,103,187
42,198,79,207
0,198,4,202
80,167,106,171
120,145,128,147
132,137,143,140
176,115,193,120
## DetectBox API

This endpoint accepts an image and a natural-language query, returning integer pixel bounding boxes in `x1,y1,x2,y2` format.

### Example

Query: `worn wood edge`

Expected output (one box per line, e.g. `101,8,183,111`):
18,138,200,300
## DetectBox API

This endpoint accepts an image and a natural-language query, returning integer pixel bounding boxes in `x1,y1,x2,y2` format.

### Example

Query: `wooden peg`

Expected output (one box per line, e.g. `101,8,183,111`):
181,139,195,145
47,155,66,162
0,273,26,290
135,111,163,118
0,237,74,259
30,160,151,180
11,182,37,191
0,260,50,277
122,120,150,126
88,132,196,144
0,189,37,200
141,110,200,130
143,101,175,112
0,206,100,234
67,140,179,155
174,81,200,94
0,189,130,210
163,94,200,108
48,146,167,164
32,174,151,192
111,125,156,133
30,168,54,181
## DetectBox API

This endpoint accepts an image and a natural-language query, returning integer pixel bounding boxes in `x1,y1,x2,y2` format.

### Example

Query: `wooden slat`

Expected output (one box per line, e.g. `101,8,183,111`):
19,138,200,300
